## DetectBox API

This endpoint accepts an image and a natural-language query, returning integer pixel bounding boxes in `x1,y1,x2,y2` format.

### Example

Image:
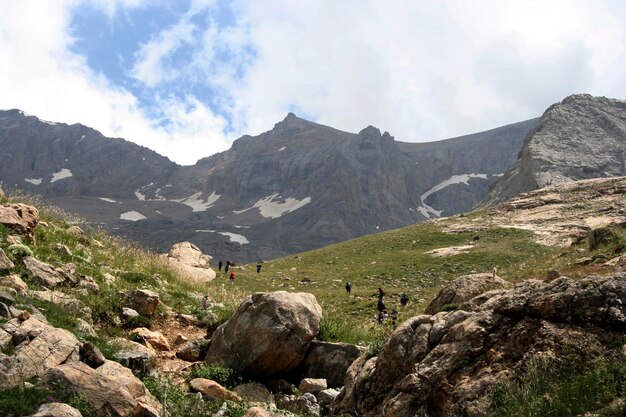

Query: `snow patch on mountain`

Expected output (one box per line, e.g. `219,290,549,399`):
233,194,311,219
120,211,147,221
173,191,220,212
219,232,249,245
98,197,118,203
418,173,488,219
25,178,42,185
50,169,73,183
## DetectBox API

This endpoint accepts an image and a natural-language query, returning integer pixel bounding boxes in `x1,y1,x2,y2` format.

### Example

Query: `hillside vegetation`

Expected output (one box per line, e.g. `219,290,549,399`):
1,177,625,416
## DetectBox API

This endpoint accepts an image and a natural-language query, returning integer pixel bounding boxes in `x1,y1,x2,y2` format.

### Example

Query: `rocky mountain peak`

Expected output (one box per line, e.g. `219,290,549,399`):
481,94,626,207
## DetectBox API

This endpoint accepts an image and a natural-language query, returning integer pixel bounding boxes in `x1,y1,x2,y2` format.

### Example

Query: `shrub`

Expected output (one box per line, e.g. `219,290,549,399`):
490,356,626,417
189,364,243,388
7,243,33,260
0,385,49,416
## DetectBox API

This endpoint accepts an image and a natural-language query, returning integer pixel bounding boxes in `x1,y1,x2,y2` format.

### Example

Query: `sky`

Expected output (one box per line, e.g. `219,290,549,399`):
1,1,625,165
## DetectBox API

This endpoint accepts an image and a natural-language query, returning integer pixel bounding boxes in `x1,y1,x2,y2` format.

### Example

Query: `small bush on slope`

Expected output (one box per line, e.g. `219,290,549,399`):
490,356,626,417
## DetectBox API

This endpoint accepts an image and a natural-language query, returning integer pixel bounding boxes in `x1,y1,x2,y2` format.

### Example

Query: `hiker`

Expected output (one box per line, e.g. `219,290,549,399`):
377,287,385,300
230,271,235,285
400,292,409,306
256,261,262,273
224,262,229,274
345,281,352,295
218,260,223,272
377,309,388,325
377,298,386,313
390,308,398,327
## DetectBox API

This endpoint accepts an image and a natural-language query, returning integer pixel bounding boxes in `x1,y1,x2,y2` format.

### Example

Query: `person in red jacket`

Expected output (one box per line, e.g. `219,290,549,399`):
230,271,235,286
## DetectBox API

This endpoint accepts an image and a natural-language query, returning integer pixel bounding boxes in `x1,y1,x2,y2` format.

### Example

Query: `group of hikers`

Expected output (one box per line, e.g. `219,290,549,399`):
214,259,407,326
217,259,237,285
345,281,410,327
216,259,264,285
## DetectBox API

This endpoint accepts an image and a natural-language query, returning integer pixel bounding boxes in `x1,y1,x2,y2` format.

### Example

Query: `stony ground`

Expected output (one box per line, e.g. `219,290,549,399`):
440,176,626,248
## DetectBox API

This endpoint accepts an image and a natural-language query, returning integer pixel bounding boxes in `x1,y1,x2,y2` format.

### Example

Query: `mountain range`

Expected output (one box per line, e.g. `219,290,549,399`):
1,93,624,262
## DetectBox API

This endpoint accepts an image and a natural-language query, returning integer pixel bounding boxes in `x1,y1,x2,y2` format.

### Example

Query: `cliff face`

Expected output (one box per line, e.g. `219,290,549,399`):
481,94,626,207
0,110,534,262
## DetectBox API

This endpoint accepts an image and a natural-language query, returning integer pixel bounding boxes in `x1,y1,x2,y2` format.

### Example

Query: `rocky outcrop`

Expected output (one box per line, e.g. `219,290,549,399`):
277,393,321,416
190,378,242,402
163,241,216,283
23,257,67,287
483,94,626,206
121,289,160,317
0,316,81,389
176,337,209,362
32,403,83,417
205,291,322,378
331,274,626,417
424,273,512,314
0,248,14,270
302,341,366,388
128,327,171,351
39,361,162,417
0,203,39,240
30,290,92,317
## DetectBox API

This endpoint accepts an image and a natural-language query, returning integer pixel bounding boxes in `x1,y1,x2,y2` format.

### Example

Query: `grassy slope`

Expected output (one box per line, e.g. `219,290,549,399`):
207,213,621,344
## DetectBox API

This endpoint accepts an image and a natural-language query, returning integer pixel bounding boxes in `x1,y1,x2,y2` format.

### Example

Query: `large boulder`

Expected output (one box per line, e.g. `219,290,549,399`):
0,203,39,239
22,257,66,288
424,272,512,314
162,241,216,283
331,274,626,417
121,289,160,317
39,361,161,417
0,316,80,388
205,291,322,378
302,340,366,388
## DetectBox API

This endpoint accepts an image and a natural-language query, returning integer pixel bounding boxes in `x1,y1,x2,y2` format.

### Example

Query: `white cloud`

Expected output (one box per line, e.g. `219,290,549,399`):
0,0,231,165
1,0,626,167
130,20,197,87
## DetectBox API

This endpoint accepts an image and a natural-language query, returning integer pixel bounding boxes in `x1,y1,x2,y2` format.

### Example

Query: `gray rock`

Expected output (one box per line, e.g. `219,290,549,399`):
0,274,28,293
233,382,273,403
0,203,39,240
121,307,140,319
317,388,340,407
80,341,105,368
32,402,83,417
39,361,162,417
0,317,81,389
299,378,326,395
302,340,366,388
424,273,512,315
205,291,322,378
176,337,209,362
0,302,10,318
30,290,92,318
0,248,14,270
75,318,97,338
22,257,66,287
121,289,160,317
277,393,320,416
483,94,626,207
0,290,15,306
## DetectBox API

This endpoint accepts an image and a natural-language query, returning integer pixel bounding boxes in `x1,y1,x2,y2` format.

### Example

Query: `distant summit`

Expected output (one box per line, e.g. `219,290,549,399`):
0,106,537,261
481,94,626,207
